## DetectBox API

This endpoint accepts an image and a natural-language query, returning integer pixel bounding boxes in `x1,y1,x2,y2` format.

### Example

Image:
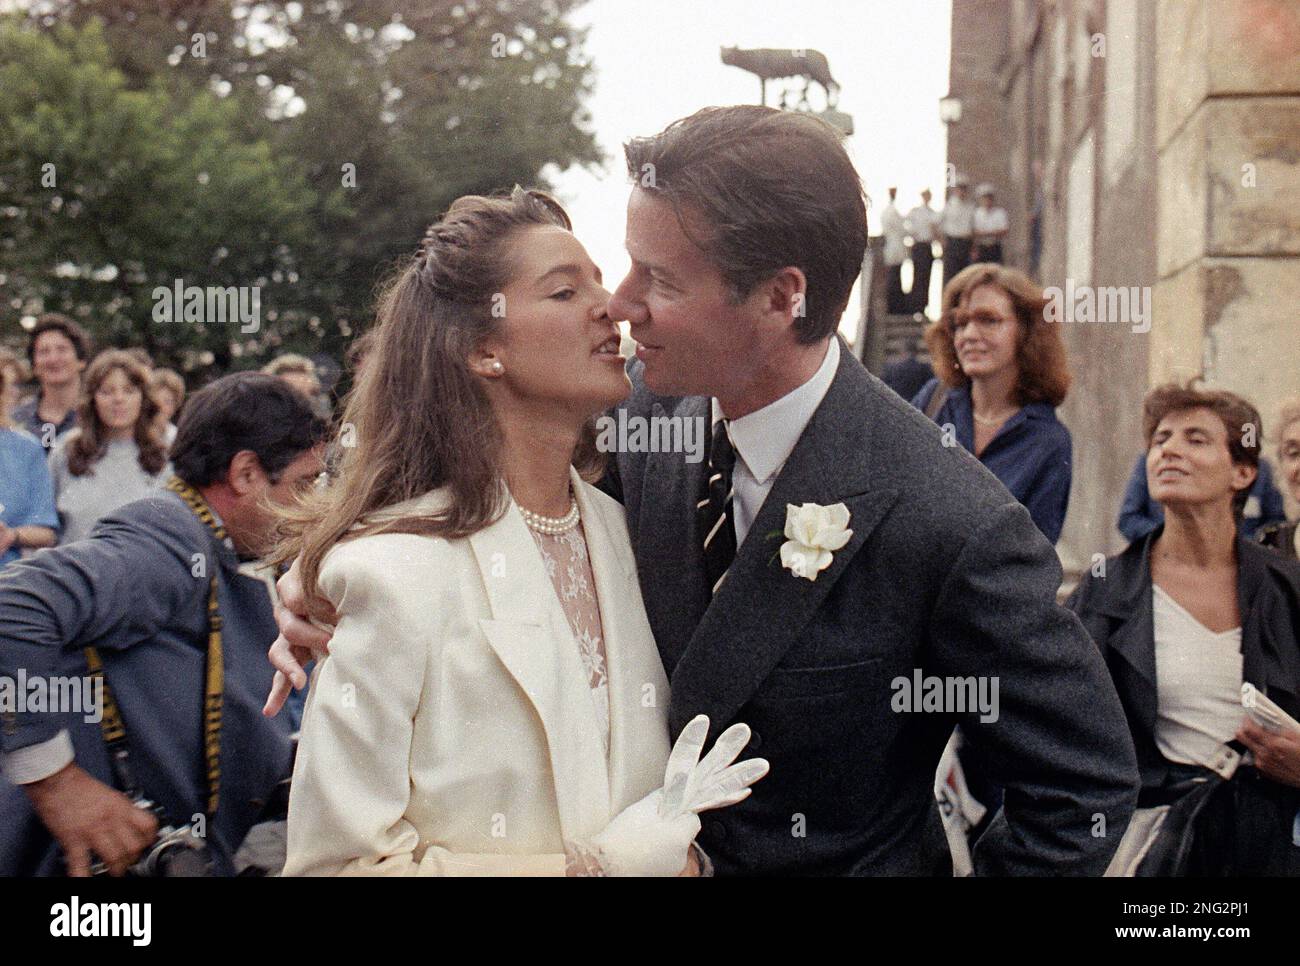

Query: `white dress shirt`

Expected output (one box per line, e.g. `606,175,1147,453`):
881,204,907,265
906,204,941,243
711,338,840,546
941,197,974,238
972,205,1009,237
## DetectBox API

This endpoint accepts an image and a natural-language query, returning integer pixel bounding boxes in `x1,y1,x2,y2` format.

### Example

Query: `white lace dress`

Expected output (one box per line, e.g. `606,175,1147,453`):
527,522,615,875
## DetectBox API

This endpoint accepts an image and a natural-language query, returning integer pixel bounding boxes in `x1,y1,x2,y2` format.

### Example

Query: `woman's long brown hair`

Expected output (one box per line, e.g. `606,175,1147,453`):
274,187,604,619
67,350,167,477
923,262,1071,407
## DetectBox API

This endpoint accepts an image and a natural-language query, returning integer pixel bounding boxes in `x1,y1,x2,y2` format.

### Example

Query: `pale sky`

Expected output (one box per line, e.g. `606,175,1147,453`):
548,0,954,336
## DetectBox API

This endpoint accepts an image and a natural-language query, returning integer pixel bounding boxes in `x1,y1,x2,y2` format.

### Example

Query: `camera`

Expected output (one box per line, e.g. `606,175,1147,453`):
88,797,214,877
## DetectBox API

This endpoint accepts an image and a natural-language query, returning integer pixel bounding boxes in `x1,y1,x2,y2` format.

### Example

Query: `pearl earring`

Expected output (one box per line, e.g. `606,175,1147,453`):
490,360,504,374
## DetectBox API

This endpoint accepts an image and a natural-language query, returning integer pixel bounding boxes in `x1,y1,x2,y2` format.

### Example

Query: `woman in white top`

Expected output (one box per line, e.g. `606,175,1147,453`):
49,350,171,545
273,188,766,876
1068,382,1300,875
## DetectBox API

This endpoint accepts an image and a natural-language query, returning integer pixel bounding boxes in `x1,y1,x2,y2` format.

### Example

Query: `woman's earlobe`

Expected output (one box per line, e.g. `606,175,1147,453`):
471,355,505,377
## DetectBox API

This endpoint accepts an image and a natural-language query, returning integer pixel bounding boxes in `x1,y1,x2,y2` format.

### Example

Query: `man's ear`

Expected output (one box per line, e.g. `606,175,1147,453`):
226,450,264,496
758,266,808,329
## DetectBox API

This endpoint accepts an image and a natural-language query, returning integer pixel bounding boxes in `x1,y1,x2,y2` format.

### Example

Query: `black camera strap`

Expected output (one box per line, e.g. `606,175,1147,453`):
84,476,225,820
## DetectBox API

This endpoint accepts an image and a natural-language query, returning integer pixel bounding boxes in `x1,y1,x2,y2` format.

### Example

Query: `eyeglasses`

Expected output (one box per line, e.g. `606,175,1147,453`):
945,309,1015,334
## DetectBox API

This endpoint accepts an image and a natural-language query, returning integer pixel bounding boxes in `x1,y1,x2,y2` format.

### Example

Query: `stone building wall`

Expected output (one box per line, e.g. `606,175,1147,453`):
945,0,1299,579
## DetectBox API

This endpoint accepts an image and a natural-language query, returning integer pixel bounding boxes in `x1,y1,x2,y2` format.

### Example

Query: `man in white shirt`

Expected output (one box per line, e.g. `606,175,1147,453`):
711,337,839,544
940,178,975,285
972,184,1009,264
882,187,909,314
905,189,942,314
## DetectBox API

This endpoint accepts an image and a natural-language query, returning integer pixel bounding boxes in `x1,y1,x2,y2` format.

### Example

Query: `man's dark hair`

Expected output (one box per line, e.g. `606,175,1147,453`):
172,372,328,487
27,313,94,364
623,105,868,343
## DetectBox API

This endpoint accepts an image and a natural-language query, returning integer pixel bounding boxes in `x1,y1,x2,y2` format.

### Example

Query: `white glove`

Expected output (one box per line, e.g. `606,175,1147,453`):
589,714,770,876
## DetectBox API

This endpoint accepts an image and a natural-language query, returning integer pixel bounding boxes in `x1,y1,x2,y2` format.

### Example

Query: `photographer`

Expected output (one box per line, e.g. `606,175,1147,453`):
0,373,326,876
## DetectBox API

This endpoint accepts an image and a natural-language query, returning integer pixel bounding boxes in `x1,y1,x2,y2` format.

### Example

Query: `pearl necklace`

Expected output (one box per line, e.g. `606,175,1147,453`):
518,492,581,535
974,409,1017,426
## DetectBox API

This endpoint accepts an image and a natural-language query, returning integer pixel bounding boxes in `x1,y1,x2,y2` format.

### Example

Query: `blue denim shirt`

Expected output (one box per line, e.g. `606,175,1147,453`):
0,428,59,570
912,378,1073,543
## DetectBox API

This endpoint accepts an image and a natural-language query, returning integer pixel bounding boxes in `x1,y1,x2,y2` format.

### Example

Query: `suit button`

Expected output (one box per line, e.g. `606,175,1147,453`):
709,821,727,840
749,731,762,750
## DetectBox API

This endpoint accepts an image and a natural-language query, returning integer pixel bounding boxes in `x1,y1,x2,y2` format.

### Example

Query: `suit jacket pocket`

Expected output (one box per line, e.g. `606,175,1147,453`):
761,657,884,701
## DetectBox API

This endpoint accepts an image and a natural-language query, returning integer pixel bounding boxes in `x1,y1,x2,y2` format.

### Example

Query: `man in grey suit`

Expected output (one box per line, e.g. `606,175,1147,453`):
270,106,1139,875
598,106,1137,875
0,373,327,875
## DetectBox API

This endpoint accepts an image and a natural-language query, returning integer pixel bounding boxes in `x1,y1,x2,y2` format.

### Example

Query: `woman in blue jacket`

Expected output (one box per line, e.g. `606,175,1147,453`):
912,263,1073,544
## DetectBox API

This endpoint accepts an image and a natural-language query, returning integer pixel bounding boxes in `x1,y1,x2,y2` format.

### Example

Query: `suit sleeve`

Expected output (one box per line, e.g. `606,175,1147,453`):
0,503,201,757
282,544,566,877
928,501,1139,875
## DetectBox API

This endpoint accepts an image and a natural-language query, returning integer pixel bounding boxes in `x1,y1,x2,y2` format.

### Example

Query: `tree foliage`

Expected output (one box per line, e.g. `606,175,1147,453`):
1,1,601,377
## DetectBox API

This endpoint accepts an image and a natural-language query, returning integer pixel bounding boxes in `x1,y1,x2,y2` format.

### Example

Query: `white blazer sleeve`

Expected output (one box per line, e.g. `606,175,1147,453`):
282,538,568,877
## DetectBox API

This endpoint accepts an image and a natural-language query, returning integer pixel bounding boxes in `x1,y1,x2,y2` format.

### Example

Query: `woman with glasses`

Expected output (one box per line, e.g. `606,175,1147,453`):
911,263,1073,544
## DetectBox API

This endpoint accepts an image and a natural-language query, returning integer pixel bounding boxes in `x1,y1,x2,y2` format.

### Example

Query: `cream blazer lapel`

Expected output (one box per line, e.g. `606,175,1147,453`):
467,492,612,845
571,469,671,812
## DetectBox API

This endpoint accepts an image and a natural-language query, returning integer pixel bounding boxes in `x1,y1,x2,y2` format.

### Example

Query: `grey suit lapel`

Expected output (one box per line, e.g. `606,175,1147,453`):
667,348,900,740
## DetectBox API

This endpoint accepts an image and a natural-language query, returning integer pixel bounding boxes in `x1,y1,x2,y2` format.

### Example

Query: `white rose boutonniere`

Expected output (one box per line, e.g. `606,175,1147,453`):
779,502,853,581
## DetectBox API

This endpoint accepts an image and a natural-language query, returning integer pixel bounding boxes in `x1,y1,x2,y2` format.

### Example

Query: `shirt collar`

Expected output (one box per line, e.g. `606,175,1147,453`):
711,337,840,485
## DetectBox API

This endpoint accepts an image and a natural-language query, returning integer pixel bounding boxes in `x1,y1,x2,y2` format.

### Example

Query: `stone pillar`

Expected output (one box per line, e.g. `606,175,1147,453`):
1154,0,1300,516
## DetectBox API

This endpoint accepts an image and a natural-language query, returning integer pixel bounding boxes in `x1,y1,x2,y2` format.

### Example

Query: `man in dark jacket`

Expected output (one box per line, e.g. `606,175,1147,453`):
0,373,326,876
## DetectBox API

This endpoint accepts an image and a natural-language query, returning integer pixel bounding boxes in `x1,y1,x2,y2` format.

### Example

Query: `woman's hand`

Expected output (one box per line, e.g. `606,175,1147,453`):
589,715,768,875
262,557,337,717
1237,718,1300,788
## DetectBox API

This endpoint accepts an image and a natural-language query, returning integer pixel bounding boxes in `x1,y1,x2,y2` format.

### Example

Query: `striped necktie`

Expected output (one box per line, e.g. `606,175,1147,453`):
698,418,738,594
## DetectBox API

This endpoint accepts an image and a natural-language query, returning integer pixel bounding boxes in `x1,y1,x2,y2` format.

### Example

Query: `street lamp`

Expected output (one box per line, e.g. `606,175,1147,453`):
939,94,963,124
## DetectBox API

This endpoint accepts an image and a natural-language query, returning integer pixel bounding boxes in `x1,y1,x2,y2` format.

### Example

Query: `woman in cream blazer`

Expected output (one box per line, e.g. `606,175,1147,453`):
283,470,671,876
275,189,765,876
